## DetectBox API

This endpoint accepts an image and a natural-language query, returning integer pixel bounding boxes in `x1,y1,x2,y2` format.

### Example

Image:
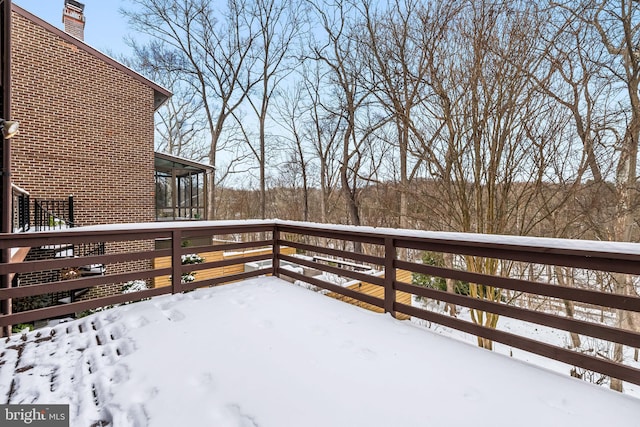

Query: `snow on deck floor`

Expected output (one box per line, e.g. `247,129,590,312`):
2,277,639,427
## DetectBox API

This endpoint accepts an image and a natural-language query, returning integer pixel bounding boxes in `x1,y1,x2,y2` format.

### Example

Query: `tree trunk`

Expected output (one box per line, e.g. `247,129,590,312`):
611,337,624,392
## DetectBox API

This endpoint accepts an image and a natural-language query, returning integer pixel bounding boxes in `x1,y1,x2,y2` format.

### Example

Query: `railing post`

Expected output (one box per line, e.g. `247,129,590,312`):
384,237,396,318
272,224,280,277
0,0,13,338
68,195,74,227
171,229,182,294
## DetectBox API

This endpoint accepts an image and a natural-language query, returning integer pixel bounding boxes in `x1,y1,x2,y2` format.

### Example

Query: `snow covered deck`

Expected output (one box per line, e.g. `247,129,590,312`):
1,277,639,427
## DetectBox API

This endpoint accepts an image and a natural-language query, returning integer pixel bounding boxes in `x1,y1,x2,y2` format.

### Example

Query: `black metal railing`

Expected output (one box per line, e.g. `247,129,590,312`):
75,242,106,277
34,196,74,231
11,185,30,232
75,242,105,258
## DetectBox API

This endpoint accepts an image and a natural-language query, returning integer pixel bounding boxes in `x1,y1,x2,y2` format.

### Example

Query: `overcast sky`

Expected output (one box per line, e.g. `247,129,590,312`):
13,0,142,58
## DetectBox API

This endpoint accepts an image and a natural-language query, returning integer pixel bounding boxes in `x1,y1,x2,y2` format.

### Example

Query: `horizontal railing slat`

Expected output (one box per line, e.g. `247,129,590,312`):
0,229,173,249
396,260,640,313
280,268,384,309
0,287,170,328
395,302,640,387
0,249,171,275
182,268,273,292
395,281,640,348
278,239,384,266
396,238,640,275
0,268,172,299
179,239,274,255
279,253,385,287
180,224,273,238
278,224,385,245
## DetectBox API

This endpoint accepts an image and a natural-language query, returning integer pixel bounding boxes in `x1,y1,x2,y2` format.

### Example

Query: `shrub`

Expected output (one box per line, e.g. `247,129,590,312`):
12,323,34,333
121,280,148,293
181,253,205,283
181,253,204,265
412,252,469,295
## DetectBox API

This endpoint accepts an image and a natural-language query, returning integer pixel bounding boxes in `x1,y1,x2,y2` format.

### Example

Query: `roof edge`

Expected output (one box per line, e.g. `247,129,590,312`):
12,3,171,110
155,151,215,171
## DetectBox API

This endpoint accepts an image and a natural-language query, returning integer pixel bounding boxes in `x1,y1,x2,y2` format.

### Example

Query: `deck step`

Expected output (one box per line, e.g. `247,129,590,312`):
9,247,31,282
10,247,30,264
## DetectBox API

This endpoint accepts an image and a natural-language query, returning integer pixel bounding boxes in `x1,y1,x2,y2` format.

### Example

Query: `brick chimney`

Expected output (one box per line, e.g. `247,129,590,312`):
62,0,85,40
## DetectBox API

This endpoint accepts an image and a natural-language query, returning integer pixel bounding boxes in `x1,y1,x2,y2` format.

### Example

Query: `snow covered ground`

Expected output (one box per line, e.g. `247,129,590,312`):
2,277,639,426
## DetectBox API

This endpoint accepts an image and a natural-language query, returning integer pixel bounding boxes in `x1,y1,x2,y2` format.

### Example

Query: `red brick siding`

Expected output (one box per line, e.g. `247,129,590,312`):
10,11,155,227
9,11,157,297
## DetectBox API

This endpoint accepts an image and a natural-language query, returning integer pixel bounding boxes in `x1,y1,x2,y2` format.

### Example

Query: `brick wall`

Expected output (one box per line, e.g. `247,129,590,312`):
9,9,158,298
10,12,156,226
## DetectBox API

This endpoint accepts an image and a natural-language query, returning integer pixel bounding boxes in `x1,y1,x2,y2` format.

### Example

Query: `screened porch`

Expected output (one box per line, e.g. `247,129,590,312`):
154,152,214,221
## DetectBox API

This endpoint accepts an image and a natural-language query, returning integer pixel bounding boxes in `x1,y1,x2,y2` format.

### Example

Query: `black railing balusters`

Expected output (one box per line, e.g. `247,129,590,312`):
10,191,75,233
33,196,75,231
75,242,105,257
19,193,29,231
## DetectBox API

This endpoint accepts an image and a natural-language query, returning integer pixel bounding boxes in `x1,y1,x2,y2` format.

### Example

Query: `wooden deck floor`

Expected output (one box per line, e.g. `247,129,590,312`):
327,270,413,320
155,250,413,320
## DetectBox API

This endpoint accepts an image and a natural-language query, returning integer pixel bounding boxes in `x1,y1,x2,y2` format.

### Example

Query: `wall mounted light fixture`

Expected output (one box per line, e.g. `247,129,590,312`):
0,119,19,139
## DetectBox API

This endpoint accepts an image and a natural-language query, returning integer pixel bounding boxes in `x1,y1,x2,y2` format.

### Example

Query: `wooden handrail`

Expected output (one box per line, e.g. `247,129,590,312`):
10,183,29,197
1,220,640,387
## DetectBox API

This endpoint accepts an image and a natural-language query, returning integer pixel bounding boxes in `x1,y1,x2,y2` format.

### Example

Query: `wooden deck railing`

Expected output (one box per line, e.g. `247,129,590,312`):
1,220,640,388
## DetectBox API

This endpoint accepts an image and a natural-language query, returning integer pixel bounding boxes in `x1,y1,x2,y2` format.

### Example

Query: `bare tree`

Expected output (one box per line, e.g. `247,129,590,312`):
358,0,459,233
300,61,343,224
154,77,208,160
273,83,313,221
548,0,640,391
409,1,557,349
528,4,618,237
308,0,376,237
155,96,207,160
123,0,260,219
121,45,208,160
239,0,304,219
